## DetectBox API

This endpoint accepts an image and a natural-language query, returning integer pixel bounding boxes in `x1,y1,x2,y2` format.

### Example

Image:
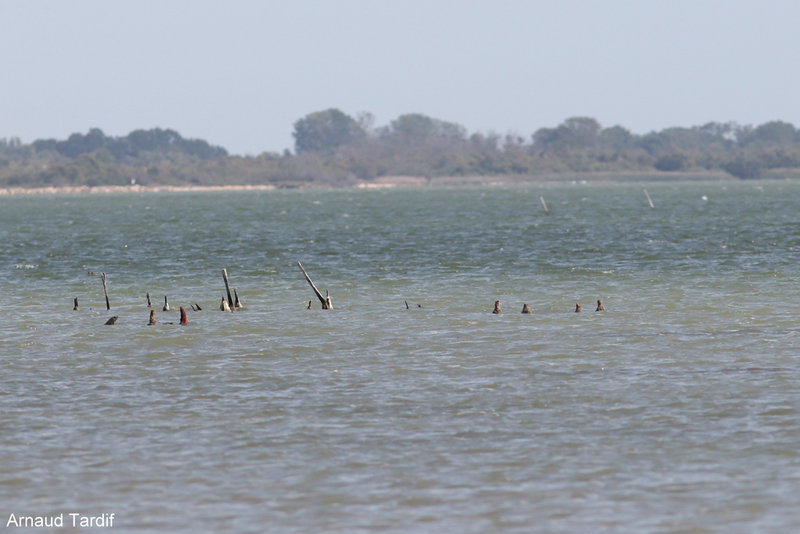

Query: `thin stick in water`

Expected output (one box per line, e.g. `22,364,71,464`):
101,272,110,310
643,188,655,209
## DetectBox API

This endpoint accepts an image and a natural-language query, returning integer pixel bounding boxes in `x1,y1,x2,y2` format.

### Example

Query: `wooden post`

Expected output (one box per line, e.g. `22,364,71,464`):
100,272,110,310
146,292,152,307
539,195,549,214
493,300,502,314
73,297,79,311
148,310,157,325
234,288,243,310
297,261,332,309
222,268,234,309
643,188,655,209
162,295,170,311
179,306,189,325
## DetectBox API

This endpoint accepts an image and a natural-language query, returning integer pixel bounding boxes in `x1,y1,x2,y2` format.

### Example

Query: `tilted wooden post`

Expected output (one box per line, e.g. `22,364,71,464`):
297,261,333,309
222,268,234,309
100,272,110,310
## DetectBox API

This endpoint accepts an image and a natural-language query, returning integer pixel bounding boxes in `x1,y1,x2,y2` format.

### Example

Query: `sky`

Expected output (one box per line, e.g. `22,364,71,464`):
2,0,799,155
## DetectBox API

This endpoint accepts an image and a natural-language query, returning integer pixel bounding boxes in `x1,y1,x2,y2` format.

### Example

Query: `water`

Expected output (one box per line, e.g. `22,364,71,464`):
1,180,800,532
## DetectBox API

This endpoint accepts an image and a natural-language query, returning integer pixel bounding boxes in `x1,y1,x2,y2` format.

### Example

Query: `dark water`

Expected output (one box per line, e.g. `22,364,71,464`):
1,181,800,532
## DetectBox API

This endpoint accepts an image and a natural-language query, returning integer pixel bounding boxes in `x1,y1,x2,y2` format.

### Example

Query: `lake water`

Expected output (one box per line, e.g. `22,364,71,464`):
1,180,800,532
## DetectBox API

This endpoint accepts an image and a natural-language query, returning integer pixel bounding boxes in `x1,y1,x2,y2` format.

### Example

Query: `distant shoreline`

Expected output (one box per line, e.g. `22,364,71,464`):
0,171,755,195
0,184,279,196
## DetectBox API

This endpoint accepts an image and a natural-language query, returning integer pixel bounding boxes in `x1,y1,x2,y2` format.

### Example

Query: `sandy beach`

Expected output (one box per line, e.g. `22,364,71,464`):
0,184,279,196
0,171,739,195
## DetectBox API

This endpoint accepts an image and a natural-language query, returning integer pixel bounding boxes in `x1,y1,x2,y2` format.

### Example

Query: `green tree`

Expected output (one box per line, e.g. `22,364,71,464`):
739,121,797,148
293,109,365,154
382,113,466,143
532,117,601,152
654,152,689,171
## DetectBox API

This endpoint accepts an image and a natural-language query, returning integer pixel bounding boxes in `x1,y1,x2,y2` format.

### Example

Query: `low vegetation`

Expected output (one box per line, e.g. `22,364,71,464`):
3,112,800,189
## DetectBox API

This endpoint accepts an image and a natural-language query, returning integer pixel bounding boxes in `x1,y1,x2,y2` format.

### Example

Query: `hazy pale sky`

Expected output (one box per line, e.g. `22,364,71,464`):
2,0,798,155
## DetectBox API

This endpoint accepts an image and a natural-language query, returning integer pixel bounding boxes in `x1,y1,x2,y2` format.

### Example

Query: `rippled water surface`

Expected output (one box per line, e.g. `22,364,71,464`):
2,181,800,532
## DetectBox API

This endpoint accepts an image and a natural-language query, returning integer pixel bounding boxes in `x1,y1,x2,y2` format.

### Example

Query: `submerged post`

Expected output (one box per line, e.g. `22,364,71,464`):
101,272,110,310
539,195,549,214
643,188,655,209
222,268,234,309
297,261,332,309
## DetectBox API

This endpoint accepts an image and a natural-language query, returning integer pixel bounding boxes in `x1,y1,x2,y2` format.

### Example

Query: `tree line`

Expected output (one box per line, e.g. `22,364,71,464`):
3,112,800,189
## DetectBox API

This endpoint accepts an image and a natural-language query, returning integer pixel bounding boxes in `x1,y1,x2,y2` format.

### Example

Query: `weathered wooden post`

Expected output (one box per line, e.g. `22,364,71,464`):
100,272,110,310
297,261,333,309
222,268,234,309
539,195,549,214
643,188,655,209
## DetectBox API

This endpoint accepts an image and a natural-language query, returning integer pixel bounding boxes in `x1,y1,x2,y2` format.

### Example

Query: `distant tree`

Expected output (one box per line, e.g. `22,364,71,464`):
293,109,365,153
382,113,467,143
739,121,797,148
722,154,764,179
532,117,601,152
597,125,635,151
654,152,689,171
696,121,740,142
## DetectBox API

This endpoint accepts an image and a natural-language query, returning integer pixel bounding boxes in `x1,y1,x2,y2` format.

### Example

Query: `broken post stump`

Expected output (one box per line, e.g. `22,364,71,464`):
297,261,333,309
